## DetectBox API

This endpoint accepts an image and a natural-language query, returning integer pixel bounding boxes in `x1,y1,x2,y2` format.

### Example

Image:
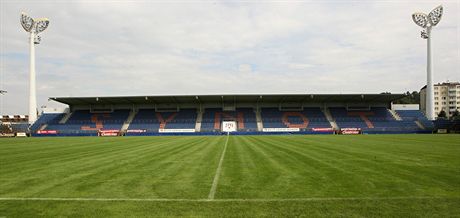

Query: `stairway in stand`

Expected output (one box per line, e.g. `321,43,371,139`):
121,110,137,132
388,109,402,121
59,112,73,124
195,110,203,132
322,108,338,130
255,109,263,131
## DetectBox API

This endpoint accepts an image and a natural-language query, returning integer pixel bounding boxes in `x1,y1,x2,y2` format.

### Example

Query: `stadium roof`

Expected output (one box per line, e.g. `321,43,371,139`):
50,94,406,105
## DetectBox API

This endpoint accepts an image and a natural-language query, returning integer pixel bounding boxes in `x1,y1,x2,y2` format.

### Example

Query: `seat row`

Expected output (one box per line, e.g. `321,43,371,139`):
31,107,432,135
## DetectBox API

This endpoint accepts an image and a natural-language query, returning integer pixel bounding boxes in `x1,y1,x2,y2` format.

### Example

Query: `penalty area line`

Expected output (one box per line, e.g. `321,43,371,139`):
0,196,457,202
207,133,230,200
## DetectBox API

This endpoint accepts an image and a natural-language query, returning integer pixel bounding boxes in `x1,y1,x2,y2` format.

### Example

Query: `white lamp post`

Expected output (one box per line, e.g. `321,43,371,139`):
412,5,443,120
20,12,50,124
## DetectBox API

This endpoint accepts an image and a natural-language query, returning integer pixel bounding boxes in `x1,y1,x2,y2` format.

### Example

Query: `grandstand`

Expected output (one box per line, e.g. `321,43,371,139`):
396,109,435,129
21,93,441,136
261,107,331,130
433,119,460,133
0,115,29,137
127,108,197,135
201,108,257,132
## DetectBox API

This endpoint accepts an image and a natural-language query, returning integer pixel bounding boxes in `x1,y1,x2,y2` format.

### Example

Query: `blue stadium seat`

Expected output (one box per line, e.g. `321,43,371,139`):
45,110,130,134
396,110,434,129
30,113,65,131
261,108,331,130
201,108,257,132
330,107,422,132
128,109,197,132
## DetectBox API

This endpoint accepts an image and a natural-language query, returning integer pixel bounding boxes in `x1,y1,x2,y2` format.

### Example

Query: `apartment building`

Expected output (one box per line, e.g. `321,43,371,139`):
421,82,460,118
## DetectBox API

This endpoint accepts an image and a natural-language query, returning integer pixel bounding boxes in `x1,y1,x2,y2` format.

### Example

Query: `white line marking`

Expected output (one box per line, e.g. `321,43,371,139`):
0,196,457,202
208,134,230,200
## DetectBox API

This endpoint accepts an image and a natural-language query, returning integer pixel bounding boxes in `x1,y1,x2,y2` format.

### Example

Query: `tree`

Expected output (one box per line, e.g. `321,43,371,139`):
451,110,460,120
393,91,420,104
437,110,447,119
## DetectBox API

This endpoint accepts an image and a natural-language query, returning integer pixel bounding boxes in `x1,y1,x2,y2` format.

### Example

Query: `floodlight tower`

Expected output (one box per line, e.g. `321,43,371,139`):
20,12,50,124
412,5,443,120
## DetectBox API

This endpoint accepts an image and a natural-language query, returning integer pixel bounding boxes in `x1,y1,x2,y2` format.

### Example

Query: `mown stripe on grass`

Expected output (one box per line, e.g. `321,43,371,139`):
0,196,458,202
0,136,219,198
208,134,230,200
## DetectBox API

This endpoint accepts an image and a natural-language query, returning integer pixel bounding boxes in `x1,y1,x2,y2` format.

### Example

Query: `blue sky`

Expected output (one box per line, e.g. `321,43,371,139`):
0,0,459,114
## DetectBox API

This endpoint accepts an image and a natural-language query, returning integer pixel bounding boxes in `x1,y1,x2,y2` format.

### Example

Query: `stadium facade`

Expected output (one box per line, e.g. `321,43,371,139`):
21,93,441,136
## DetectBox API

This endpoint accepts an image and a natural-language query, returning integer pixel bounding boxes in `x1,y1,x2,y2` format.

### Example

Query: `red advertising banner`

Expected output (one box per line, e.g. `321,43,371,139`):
99,130,120,136
340,128,361,135
312,128,334,132
37,130,58,134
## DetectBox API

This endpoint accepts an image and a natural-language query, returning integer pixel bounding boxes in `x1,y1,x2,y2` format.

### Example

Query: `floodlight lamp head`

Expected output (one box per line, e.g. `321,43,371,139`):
428,5,443,26
34,18,50,34
412,5,443,28
20,12,34,32
412,13,428,28
20,12,50,34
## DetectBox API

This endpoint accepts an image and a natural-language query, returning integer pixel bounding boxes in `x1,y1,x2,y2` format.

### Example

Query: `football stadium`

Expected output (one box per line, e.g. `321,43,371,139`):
1,1,460,217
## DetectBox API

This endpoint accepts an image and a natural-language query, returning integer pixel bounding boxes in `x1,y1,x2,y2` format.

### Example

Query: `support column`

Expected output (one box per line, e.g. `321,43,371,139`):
29,32,37,124
426,27,435,120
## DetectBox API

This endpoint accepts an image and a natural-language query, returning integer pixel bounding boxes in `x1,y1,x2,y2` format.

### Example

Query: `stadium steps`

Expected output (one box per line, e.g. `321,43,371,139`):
195,110,203,132
388,109,402,121
415,120,426,130
322,108,338,130
363,117,374,128
255,109,263,131
59,112,73,124
237,112,245,129
38,124,48,131
348,112,375,128
121,110,137,132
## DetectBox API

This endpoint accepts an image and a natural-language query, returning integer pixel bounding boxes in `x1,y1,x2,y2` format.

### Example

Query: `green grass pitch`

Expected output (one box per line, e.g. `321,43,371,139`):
0,134,459,217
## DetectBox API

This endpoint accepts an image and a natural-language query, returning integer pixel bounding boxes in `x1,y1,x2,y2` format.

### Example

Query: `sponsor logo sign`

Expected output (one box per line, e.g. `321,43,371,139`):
437,129,447,134
312,128,334,132
340,128,361,135
16,132,27,137
222,121,237,132
127,129,147,133
158,129,196,133
37,130,58,134
99,130,120,136
262,128,300,132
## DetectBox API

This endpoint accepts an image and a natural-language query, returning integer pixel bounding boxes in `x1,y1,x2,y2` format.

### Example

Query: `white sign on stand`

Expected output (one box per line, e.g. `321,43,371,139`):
222,121,237,132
